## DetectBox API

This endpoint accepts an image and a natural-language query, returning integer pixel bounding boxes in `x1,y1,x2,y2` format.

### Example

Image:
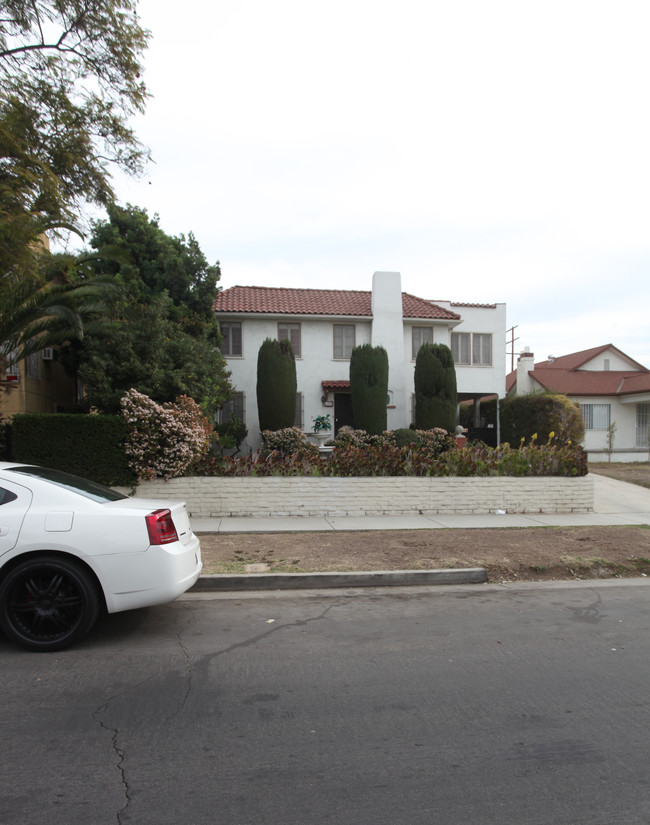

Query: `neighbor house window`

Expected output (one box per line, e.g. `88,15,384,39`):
220,322,242,357
581,403,610,430
451,332,471,365
451,332,492,365
412,327,433,359
333,324,355,359
295,392,304,429
218,392,245,425
278,322,301,357
637,403,649,447
25,352,40,379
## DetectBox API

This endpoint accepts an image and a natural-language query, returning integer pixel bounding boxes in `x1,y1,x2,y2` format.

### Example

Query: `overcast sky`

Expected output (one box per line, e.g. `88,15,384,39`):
109,0,650,371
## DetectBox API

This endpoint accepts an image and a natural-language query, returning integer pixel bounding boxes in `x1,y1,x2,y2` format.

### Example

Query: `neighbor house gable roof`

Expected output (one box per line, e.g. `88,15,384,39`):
534,344,649,372
508,344,650,398
214,285,460,320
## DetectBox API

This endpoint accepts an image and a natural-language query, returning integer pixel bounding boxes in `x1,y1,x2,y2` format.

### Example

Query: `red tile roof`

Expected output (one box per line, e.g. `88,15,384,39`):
508,344,650,398
214,285,460,320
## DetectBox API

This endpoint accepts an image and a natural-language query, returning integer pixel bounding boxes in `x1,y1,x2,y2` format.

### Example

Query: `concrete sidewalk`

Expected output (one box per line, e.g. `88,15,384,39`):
190,474,650,534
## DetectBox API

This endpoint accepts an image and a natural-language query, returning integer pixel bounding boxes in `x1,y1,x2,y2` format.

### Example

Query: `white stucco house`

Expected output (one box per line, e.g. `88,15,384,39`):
214,271,506,454
507,344,650,462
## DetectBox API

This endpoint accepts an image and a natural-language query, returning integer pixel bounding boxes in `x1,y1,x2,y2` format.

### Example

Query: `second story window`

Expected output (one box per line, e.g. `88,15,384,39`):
451,332,492,366
412,326,433,359
278,322,301,357
220,321,242,357
451,332,470,365
333,324,355,359
472,334,492,366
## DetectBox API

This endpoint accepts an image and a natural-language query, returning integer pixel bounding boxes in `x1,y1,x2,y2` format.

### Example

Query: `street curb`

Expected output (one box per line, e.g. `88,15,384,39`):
191,567,488,592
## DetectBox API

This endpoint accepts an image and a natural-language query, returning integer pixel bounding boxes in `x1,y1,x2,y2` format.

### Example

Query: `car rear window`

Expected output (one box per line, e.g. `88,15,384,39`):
10,466,128,503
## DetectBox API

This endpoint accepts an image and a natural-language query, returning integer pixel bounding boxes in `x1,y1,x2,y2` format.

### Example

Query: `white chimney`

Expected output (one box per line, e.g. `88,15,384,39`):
516,350,535,394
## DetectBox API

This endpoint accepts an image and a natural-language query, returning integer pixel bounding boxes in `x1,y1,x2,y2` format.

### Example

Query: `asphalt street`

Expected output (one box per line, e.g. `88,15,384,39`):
3,579,650,824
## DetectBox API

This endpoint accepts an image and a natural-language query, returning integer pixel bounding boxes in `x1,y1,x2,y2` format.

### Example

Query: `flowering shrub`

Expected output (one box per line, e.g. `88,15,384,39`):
121,389,213,480
188,428,588,478
439,437,588,478
332,426,388,449
260,427,319,458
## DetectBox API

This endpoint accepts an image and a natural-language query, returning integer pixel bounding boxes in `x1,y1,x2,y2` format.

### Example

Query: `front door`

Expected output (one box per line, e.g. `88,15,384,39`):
334,393,354,434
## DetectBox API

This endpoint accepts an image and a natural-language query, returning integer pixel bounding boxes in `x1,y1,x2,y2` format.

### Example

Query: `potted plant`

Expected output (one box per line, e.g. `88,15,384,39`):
311,414,332,448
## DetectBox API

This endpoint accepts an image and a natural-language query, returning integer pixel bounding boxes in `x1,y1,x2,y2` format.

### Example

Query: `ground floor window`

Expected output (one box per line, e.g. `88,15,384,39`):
637,403,649,447
580,402,611,430
218,392,245,425
294,393,304,429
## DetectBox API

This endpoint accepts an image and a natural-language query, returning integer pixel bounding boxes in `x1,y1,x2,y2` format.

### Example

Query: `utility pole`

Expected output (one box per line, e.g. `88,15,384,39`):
506,325,519,373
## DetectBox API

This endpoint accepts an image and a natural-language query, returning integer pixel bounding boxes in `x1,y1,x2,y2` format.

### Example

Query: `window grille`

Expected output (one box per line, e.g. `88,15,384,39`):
581,403,611,430
637,403,649,447
218,392,245,425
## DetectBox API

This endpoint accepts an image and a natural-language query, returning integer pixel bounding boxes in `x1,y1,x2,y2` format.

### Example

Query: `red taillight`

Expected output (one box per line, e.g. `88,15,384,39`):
145,509,179,545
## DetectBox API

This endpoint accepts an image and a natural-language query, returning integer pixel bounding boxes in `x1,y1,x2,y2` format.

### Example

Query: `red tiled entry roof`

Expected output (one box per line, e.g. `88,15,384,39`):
214,285,460,321
321,380,350,400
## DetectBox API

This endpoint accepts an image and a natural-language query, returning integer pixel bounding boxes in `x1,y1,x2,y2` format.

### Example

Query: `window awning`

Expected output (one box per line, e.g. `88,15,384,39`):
321,380,350,401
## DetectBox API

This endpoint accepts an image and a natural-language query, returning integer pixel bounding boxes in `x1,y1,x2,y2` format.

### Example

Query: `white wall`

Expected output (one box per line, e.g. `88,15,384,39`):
580,350,638,371
434,302,507,397
220,280,506,452
123,475,594,518
580,395,648,460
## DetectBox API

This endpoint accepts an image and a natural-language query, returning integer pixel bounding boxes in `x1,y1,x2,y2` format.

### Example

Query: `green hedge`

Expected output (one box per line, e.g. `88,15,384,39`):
500,393,584,446
8,414,135,486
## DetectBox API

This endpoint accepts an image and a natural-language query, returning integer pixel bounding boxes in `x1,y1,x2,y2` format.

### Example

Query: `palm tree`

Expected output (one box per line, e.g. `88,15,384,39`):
0,250,121,380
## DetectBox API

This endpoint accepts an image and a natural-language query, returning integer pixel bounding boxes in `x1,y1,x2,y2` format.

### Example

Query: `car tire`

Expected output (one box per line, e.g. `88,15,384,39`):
0,555,101,652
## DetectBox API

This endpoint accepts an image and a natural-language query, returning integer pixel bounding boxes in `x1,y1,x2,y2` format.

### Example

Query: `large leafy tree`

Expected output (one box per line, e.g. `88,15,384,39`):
1,0,150,378
0,250,121,383
1,0,150,279
65,206,231,415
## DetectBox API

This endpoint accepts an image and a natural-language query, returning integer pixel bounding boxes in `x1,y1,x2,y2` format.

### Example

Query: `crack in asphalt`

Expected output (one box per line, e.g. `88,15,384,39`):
176,631,193,713
89,601,335,822
92,700,132,824
208,601,338,659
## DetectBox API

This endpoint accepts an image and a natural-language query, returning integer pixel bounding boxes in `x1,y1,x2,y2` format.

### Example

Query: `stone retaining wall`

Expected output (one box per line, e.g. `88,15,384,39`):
119,474,594,518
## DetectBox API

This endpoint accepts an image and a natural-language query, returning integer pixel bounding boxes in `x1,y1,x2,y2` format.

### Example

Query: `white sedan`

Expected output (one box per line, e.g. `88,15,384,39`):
0,462,202,651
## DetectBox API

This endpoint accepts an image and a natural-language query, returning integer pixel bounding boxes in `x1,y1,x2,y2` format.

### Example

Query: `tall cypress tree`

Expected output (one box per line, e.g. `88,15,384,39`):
414,343,457,432
349,344,389,435
256,338,297,431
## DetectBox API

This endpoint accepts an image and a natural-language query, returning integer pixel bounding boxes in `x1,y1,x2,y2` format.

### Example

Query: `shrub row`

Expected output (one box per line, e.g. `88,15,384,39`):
7,413,134,486
191,436,588,478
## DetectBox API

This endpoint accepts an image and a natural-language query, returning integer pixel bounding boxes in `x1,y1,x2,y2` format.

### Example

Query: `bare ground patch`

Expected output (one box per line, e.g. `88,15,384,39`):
197,525,650,583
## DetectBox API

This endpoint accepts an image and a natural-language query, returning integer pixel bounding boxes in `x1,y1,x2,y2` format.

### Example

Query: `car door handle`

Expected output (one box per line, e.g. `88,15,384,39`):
0,527,8,537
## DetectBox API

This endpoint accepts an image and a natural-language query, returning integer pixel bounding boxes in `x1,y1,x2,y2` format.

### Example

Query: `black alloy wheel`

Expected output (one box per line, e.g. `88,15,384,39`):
0,556,101,652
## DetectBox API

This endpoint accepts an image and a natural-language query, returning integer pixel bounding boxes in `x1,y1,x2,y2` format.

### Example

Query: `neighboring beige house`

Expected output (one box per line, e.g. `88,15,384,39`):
507,344,650,461
214,271,506,453
2,348,76,417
